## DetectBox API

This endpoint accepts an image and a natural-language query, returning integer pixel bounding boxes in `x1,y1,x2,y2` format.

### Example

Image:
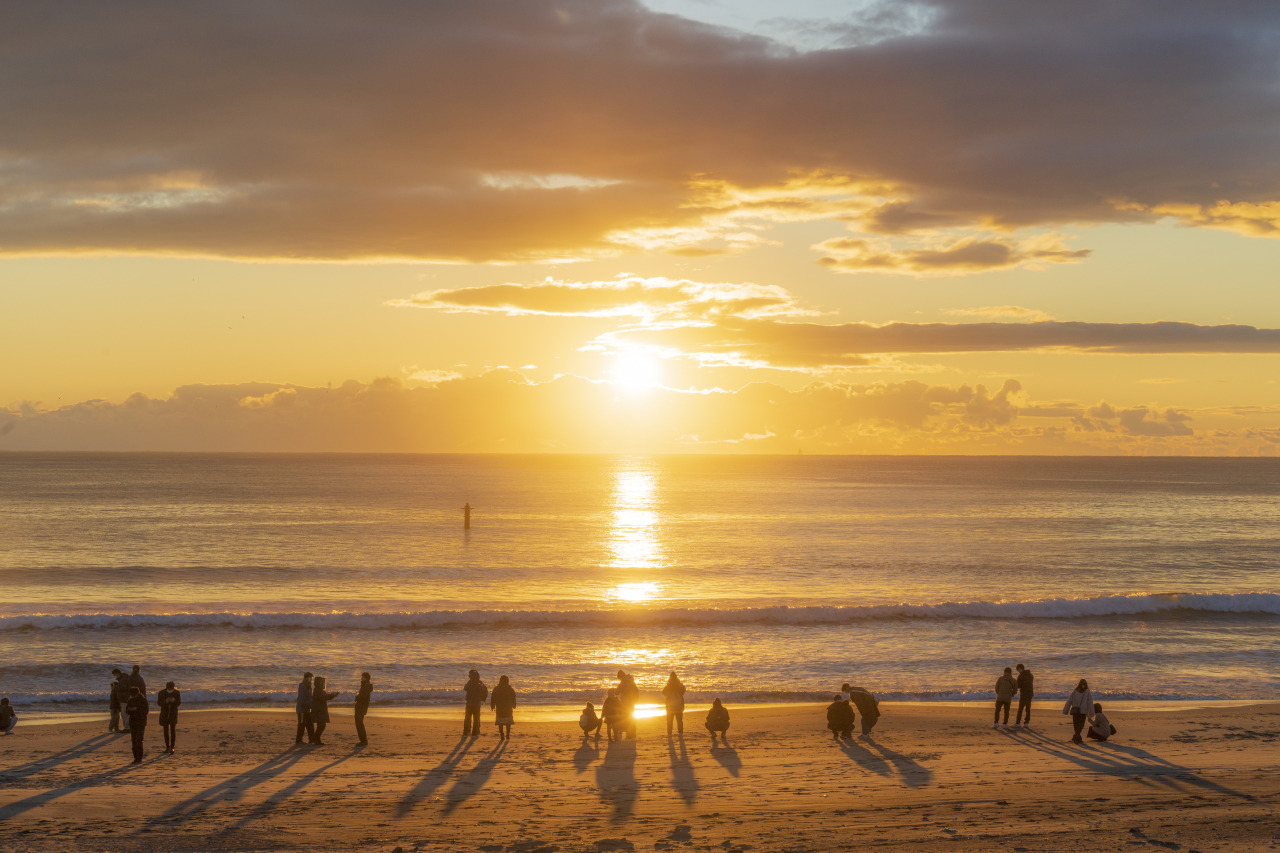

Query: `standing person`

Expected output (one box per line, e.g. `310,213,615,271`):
156,681,181,754
826,694,854,739
109,668,125,732
601,689,623,742
662,671,686,737
310,676,339,746
354,672,372,745
463,669,488,738
616,670,639,740
127,665,146,700
124,685,148,763
117,669,133,732
0,697,16,735
704,698,730,741
847,685,881,737
1015,663,1035,727
295,672,315,745
1062,679,1094,744
1087,703,1115,742
490,674,516,740
993,667,1017,729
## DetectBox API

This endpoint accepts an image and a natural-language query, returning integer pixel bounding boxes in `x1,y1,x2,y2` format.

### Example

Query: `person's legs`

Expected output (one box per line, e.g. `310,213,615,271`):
3,716,16,735
1071,712,1086,743
130,726,145,762
1087,728,1107,741
994,700,1010,725
355,711,368,744
1017,696,1032,725
313,721,327,743
861,716,876,736
110,706,121,732
464,704,480,736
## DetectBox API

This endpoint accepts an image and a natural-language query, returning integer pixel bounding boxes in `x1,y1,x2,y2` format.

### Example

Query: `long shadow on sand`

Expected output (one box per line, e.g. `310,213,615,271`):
394,736,478,817
0,760,139,821
0,733,116,785
667,734,698,804
212,748,360,835
709,738,741,778
442,739,507,815
596,738,638,823
144,745,313,829
573,734,601,775
862,735,933,788
1000,727,1254,800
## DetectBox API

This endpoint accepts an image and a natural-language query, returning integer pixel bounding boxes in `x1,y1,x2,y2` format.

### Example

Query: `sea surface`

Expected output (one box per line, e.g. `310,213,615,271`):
1,453,1278,715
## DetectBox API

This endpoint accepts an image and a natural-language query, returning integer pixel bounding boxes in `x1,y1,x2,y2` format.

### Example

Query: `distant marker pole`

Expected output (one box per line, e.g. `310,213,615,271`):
464,502,472,530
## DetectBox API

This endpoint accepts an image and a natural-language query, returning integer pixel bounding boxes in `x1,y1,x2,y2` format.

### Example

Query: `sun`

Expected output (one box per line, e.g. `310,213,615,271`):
608,350,662,391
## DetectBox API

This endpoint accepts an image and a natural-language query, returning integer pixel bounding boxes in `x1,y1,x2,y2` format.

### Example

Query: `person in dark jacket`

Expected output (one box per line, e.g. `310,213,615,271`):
616,670,640,740
127,665,146,699
157,681,181,754
826,694,854,739
109,668,124,732
310,676,339,745
116,669,133,732
463,669,488,737
579,701,604,738
1015,663,1035,726
0,697,16,735
662,671,686,737
601,689,623,742
124,686,148,763
846,685,881,736
490,674,516,740
354,672,372,745
295,672,314,744
705,698,730,741
993,667,1017,728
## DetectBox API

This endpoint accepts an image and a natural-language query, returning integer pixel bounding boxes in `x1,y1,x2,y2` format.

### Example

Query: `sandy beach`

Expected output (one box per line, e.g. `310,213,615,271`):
1,702,1277,852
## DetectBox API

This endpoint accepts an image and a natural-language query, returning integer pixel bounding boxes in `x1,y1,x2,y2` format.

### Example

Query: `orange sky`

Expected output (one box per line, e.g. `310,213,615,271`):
3,1,1279,454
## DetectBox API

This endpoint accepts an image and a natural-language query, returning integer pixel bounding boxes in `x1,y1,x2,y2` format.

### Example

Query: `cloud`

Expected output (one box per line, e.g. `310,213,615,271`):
8,373,1280,454
617,319,1280,370
944,306,1054,322
4,1,1280,260
815,234,1089,274
390,276,807,320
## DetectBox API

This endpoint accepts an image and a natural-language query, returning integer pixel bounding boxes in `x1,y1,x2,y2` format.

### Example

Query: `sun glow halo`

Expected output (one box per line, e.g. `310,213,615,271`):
608,350,662,391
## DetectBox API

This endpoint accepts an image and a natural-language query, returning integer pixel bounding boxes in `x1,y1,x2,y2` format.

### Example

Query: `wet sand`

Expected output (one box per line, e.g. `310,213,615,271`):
1,703,1277,852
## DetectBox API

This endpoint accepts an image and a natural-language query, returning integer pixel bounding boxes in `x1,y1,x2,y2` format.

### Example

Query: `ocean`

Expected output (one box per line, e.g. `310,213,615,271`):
2,453,1278,716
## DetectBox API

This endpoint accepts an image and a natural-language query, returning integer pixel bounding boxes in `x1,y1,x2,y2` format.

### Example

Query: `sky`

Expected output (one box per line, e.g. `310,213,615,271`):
3,0,1280,454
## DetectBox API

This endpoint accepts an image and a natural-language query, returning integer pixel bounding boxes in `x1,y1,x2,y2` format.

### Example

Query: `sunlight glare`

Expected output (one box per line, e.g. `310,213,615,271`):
609,581,663,602
608,350,662,391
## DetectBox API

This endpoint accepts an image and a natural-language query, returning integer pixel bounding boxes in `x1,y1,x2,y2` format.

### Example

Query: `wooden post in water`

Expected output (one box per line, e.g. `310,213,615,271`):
463,502,472,530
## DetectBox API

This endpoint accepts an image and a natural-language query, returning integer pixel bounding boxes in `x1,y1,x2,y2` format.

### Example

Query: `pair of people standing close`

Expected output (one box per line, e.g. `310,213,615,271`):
462,669,516,739
992,664,1034,728
1063,679,1115,743
294,671,373,746
826,683,880,739
109,665,145,733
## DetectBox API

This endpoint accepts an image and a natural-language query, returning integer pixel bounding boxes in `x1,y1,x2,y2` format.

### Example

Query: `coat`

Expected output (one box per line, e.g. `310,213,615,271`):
1063,688,1093,716
296,680,313,715
602,695,623,725
157,688,181,724
995,675,1017,702
311,689,338,724
464,678,489,707
1016,670,1034,697
826,700,854,732
662,678,686,713
125,694,149,728
490,683,516,718
618,676,639,711
705,703,730,732
355,682,373,713
848,688,880,721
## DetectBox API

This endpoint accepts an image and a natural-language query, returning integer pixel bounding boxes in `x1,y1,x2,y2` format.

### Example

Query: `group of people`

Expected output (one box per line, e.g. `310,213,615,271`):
295,671,373,746
460,670,517,740
825,683,882,739
992,666,1116,744
575,670,732,743
106,665,182,762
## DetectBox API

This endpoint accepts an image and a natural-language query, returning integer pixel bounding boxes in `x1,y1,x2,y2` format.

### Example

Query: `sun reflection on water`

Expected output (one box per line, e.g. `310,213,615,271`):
606,462,666,571
609,581,663,602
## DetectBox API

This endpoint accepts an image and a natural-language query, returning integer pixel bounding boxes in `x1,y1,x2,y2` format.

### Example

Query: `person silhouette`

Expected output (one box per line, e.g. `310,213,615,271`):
463,669,488,737
124,686,149,763
157,681,181,754
704,698,730,741
310,676,339,746
354,672,373,745
295,672,315,744
490,674,516,740
662,671,686,736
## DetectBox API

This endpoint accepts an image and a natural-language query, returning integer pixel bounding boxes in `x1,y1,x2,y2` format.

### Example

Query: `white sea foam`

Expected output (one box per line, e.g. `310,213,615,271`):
2,592,1276,632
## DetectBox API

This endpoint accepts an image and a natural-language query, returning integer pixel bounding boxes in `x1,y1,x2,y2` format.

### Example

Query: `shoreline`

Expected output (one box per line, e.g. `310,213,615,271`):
2,702,1277,851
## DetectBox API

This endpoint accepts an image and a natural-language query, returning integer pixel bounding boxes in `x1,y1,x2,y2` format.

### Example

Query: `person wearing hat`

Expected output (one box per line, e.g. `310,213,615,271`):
157,681,181,754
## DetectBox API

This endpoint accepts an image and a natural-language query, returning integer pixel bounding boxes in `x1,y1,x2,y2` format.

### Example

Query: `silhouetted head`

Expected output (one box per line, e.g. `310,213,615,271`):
616,669,626,679
1016,663,1025,671
303,672,313,680
112,668,122,676
132,665,141,674
1077,679,1089,692
833,694,843,702
1004,667,1012,675
585,701,595,710
0,698,8,706
468,669,479,679
841,683,851,692
165,681,175,689
1094,703,1103,713
498,675,510,685
314,676,326,689
711,698,723,708
361,672,371,681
